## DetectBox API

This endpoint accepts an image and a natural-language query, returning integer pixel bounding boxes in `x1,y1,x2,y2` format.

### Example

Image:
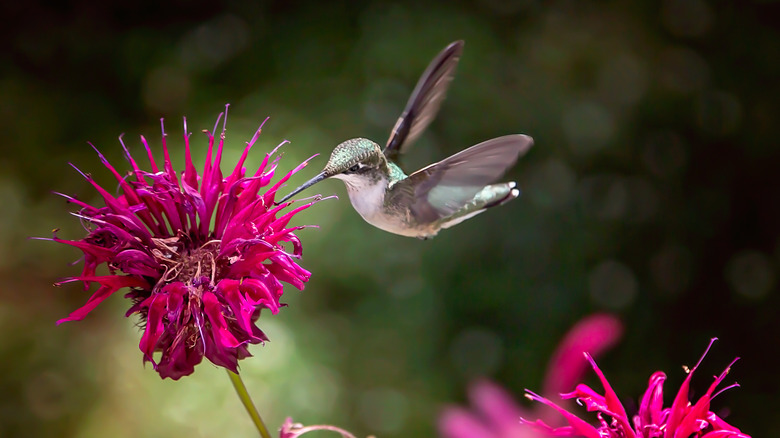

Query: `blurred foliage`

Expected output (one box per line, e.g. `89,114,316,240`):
1,0,778,437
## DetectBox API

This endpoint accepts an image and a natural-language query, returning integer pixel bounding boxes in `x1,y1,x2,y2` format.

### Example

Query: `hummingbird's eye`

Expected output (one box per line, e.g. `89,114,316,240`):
348,164,361,173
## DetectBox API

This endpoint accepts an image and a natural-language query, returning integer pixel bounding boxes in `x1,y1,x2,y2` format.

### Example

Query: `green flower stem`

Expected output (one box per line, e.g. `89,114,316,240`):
227,370,272,438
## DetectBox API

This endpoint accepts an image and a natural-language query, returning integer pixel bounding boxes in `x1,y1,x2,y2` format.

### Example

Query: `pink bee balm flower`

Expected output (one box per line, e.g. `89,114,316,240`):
49,107,324,380
439,314,624,438
522,338,751,438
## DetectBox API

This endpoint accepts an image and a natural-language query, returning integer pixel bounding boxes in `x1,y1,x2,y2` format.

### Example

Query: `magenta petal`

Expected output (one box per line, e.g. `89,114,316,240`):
438,407,498,438
519,418,581,436
219,279,257,337
57,275,149,324
637,371,666,430
157,340,202,380
138,294,167,363
202,292,241,349
52,237,115,264
468,379,528,432
543,313,623,397
706,412,744,434
524,390,602,438
560,384,613,415
665,339,717,438
113,249,161,277
241,278,280,314
583,353,635,437
202,329,240,373
268,262,307,290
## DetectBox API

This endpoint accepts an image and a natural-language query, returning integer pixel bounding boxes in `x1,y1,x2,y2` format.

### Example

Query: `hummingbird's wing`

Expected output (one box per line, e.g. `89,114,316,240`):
388,135,533,223
383,40,464,161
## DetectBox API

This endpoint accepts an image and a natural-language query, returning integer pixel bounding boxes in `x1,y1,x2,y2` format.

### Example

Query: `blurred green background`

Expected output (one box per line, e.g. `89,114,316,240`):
1,1,778,437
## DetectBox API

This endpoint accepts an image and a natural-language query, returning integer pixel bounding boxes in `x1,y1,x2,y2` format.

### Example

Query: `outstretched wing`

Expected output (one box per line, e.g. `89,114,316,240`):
388,135,533,223
383,40,464,160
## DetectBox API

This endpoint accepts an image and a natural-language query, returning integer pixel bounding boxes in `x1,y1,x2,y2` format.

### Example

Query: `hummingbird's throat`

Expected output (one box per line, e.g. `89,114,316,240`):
342,176,389,221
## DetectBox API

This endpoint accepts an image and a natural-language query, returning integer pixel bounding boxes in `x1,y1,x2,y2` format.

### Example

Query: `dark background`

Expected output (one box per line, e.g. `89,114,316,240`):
1,1,777,437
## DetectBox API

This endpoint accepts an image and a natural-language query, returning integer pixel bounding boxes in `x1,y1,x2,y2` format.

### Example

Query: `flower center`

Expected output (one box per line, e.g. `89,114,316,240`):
179,244,219,283
152,237,222,287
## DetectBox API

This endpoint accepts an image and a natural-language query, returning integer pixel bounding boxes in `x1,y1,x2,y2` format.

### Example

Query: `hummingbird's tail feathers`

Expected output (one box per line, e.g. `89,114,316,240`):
483,182,520,209
438,182,519,230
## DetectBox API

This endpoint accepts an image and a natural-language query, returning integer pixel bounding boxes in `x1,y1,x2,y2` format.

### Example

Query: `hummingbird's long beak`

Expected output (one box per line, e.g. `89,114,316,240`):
276,171,327,204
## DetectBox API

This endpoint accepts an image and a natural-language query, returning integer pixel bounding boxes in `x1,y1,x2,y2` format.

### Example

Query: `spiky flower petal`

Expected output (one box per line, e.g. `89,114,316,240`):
521,338,751,438
50,108,323,379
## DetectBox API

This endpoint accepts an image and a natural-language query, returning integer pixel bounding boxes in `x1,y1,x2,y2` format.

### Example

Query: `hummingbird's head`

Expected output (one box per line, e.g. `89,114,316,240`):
275,138,386,204
322,138,385,179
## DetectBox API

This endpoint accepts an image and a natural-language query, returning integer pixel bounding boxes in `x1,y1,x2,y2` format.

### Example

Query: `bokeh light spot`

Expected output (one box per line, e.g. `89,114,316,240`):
694,90,743,136
642,130,688,179
363,79,408,128
526,159,577,210
598,53,648,108
563,101,615,155
650,243,692,297
358,388,409,434
389,274,423,298
579,175,628,220
0,177,23,269
657,47,710,94
290,365,342,416
448,327,504,378
624,177,660,222
661,0,714,38
245,320,294,372
725,250,775,300
476,0,539,15
142,66,191,113
24,371,70,421
178,15,250,70
588,260,638,310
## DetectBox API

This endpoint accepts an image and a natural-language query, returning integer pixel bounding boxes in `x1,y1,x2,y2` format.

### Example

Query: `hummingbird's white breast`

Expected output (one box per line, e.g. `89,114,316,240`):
332,173,423,238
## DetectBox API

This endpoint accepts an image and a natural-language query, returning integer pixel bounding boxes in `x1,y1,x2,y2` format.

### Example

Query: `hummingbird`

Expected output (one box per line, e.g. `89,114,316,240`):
277,40,534,239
